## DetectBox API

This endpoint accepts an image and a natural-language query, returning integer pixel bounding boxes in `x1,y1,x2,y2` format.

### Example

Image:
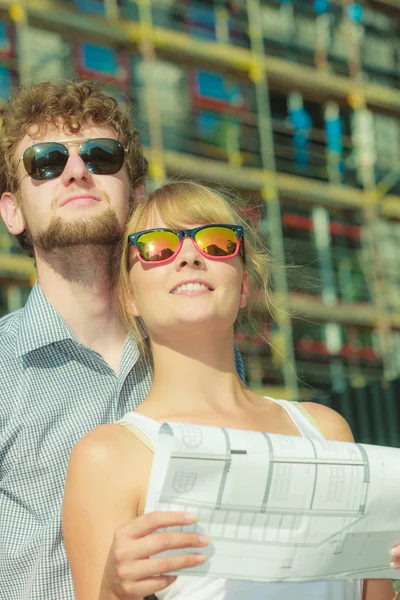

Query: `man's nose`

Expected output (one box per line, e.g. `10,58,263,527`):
61,149,91,185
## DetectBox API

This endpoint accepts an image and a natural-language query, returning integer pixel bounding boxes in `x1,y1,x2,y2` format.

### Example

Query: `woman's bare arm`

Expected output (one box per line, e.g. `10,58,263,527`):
63,424,146,600
62,424,209,600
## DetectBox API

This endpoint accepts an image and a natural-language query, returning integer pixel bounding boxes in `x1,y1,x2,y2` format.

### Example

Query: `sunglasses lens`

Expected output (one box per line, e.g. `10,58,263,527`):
195,226,238,257
81,138,125,175
23,143,68,181
136,230,180,262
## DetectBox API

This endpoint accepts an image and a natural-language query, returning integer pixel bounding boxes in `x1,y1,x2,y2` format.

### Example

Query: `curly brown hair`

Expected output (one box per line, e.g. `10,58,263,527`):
0,79,148,255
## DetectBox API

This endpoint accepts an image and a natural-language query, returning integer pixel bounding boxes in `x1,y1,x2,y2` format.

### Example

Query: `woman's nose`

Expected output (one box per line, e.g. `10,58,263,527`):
175,237,205,269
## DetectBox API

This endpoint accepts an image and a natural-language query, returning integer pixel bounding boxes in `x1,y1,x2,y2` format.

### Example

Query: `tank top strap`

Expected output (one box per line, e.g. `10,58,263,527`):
265,397,326,440
118,401,325,450
117,412,160,452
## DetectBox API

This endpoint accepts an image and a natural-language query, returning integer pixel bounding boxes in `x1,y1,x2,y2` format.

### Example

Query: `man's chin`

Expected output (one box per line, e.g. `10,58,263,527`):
39,237,122,250
33,211,124,251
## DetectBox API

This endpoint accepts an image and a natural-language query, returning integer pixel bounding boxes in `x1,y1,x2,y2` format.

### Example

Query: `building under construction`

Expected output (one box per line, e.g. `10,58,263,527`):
1,0,400,445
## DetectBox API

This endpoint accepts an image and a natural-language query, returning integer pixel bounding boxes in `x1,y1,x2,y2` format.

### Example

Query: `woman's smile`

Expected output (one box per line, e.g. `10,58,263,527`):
170,279,214,295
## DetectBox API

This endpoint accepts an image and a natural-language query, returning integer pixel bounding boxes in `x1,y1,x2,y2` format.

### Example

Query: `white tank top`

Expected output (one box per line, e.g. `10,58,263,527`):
118,398,363,600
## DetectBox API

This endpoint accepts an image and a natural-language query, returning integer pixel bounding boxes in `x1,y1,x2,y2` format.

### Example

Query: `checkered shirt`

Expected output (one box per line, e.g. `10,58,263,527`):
0,283,245,600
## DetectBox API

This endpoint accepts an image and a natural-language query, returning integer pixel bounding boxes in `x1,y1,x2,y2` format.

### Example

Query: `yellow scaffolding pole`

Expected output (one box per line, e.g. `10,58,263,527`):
137,0,166,186
247,0,298,399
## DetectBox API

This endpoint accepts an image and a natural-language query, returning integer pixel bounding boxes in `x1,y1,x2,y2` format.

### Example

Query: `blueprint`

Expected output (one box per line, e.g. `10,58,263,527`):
145,422,400,581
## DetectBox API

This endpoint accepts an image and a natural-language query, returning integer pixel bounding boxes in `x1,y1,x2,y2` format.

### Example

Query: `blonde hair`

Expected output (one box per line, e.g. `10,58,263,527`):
119,181,272,357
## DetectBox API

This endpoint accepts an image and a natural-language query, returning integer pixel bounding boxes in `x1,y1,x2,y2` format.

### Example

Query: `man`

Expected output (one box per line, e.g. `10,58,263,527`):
0,79,151,599
0,79,245,600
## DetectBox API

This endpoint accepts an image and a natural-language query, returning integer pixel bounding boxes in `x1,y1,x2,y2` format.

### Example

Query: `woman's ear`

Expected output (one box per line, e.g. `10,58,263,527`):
130,302,141,317
239,270,249,309
128,287,141,317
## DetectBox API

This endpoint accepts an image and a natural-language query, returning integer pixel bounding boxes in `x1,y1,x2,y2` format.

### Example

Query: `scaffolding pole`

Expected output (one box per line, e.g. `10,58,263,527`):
137,0,166,186
342,0,396,381
9,0,30,85
246,0,299,399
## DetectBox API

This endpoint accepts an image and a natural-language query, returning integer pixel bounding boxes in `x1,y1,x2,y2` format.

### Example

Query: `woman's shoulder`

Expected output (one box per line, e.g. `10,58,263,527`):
67,422,153,486
64,422,155,523
299,402,355,442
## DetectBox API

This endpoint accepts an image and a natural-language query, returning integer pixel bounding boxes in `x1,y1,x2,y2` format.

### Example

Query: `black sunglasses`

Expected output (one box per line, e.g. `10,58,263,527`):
19,137,127,181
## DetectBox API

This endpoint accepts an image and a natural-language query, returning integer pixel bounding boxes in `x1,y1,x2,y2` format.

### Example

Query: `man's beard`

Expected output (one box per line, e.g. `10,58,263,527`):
32,207,124,250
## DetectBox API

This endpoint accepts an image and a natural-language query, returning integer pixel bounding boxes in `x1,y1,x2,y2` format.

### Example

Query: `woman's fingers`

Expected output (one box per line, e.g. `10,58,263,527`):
391,544,400,569
114,553,208,598
107,512,210,598
114,574,177,599
112,511,210,562
129,551,208,580
125,511,197,540
127,531,210,560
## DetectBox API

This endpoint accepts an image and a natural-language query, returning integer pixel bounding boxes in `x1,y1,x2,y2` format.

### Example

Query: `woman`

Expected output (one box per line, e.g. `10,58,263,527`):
63,182,399,600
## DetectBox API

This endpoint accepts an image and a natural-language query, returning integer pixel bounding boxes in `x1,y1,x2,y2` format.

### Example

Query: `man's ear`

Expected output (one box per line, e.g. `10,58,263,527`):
239,270,249,309
0,192,25,234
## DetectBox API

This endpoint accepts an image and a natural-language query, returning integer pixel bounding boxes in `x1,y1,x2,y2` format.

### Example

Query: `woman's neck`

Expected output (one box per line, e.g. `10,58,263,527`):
138,329,249,419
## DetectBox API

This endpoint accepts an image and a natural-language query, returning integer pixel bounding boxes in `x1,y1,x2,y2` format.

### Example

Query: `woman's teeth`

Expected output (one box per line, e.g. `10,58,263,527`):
172,282,210,293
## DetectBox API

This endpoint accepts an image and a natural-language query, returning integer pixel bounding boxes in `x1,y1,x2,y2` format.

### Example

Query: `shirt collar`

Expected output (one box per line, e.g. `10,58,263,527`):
15,282,77,357
15,283,147,364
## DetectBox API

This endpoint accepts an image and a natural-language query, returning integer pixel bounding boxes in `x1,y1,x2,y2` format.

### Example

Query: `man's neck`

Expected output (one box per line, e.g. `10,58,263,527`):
36,247,127,374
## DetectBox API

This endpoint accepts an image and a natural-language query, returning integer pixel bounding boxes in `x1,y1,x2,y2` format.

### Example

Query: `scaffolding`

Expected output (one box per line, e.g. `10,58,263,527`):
1,0,400,401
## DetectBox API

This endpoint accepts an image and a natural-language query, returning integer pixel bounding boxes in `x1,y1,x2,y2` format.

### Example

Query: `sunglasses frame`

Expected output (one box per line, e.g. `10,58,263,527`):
128,224,245,265
19,137,128,181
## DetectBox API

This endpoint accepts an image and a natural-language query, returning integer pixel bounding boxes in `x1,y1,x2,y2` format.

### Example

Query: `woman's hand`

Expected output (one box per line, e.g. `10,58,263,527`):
100,511,210,600
391,544,400,570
